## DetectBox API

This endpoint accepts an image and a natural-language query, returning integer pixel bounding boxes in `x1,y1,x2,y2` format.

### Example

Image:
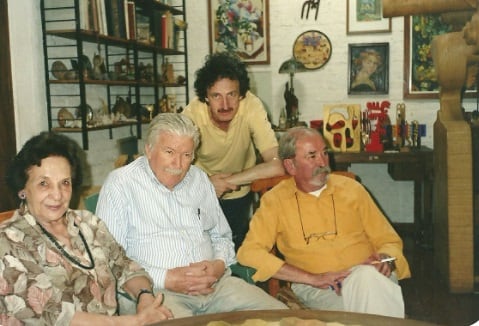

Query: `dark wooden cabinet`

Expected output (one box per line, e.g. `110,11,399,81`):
0,0,18,211
472,125,479,289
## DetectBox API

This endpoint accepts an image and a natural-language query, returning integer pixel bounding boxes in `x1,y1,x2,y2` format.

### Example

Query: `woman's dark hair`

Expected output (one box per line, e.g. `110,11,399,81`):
6,132,83,194
194,52,250,102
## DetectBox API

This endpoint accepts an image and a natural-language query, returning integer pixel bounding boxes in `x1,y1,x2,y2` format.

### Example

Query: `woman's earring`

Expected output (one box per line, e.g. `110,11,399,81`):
19,192,26,200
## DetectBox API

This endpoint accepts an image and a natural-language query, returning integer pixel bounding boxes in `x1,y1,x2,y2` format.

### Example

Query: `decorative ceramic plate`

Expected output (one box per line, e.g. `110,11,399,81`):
293,30,332,70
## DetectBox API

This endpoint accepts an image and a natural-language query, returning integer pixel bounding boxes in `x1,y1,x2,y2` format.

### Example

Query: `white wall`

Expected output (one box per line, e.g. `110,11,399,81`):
8,0,47,146
9,0,476,222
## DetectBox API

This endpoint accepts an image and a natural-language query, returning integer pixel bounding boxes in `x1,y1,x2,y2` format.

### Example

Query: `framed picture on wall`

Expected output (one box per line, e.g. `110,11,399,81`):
348,42,389,95
346,0,391,35
207,0,270,64
403,15,477,98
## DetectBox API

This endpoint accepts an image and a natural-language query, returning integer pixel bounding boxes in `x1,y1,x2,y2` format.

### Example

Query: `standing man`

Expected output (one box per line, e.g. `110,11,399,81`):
237,126,411,318
96,113,286,318
183,53,284,250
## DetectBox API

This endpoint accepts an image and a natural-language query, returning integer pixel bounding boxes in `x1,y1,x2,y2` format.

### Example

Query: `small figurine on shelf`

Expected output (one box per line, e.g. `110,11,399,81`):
159,95,169,113
278,107,287,129
161,59,175,83
283,81,298,127
91,53,107,80
395,103,415,151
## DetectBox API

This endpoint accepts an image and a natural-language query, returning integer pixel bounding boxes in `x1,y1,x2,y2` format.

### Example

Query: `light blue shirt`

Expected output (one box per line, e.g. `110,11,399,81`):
96,156,236,289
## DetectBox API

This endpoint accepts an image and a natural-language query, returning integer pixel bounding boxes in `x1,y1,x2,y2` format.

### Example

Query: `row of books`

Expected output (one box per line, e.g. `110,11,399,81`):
79,0,136,39
78,0,185,49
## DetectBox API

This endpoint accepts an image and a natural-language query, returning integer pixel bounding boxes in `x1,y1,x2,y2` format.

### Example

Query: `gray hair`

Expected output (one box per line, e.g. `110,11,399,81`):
278,126,321,160
146,113,200,150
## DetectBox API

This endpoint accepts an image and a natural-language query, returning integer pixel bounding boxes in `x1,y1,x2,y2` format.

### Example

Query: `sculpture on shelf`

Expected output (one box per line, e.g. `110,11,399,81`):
363,101,390,153
283,82,299,127
279,57,307,127
323,104,361,152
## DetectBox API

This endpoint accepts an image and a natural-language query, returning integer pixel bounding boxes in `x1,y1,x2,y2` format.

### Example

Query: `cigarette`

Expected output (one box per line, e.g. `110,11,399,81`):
371,257,396,264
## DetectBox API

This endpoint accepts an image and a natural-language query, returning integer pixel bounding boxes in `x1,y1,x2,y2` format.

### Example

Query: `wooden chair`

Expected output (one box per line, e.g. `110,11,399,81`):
0,209,15,224
249,170,357,308
114,154,140,169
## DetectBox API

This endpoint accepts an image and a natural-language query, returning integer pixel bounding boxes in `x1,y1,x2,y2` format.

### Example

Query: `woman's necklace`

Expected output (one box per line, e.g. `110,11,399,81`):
37,221,95,270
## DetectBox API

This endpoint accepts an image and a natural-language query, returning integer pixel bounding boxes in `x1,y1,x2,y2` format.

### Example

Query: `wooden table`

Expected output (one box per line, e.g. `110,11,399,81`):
150,309,439,326
330,147,434,248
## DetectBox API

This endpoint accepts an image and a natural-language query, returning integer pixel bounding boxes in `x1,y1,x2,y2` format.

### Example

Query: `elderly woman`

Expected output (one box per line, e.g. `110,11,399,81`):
1,132,172,325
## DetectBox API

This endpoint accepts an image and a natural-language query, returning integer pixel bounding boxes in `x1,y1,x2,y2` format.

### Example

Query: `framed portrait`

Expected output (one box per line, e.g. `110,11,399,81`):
207,0,270,64
292,30,332,70
348,42,389,95
403,15,478,98
346,0,391,35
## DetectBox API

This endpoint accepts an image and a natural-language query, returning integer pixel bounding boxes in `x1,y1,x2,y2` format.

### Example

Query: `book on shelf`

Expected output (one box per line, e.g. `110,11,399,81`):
123,0,130,39
126,1,137,40
160,11,174,49
97,0,108,35
89,0,99,32
80,0,90,30
105,0,127,38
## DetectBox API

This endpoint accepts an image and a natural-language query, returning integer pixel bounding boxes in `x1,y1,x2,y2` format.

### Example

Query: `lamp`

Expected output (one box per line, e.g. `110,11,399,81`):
278,57,307,91
279,58,307,126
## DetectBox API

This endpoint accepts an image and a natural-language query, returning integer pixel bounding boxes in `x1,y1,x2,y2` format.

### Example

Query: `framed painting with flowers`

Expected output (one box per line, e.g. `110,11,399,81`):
403,15,455,98
208,0,270,64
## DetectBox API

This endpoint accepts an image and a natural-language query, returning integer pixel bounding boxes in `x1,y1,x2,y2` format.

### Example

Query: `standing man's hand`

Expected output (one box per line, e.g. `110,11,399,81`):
209,173,238,197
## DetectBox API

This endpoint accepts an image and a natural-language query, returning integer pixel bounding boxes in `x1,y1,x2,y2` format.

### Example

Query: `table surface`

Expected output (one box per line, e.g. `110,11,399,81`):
331,147,433,165
150,309,440,326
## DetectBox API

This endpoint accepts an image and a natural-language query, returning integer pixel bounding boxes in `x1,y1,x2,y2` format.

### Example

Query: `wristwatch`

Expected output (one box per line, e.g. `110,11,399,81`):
136,288,155,305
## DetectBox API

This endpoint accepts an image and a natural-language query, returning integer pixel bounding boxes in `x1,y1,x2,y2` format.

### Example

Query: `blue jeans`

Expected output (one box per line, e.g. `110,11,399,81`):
220,192,253,251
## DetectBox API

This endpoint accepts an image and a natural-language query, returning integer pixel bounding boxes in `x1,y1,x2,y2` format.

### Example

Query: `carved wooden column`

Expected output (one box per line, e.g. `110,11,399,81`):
383,0,477,292
432,31,474,292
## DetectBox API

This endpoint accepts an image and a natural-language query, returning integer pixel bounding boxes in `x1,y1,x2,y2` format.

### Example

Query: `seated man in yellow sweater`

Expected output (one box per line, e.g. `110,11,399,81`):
237,126,411,318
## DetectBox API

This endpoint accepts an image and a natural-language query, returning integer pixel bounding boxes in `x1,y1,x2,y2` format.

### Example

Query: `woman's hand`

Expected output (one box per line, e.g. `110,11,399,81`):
136,293,173,325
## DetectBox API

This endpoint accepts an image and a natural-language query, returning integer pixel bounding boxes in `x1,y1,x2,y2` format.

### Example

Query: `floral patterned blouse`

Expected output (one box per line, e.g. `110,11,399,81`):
0,208,152,325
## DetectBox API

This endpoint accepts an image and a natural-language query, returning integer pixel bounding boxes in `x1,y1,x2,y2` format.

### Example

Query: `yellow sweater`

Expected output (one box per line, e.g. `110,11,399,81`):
237,174,411,282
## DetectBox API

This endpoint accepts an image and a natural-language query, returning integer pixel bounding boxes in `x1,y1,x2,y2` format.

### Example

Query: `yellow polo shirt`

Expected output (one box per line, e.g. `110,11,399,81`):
183,91,278,199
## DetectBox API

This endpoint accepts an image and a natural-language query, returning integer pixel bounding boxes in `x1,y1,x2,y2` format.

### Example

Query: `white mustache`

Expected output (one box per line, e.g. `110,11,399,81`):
313,166,331,176
165,168,183,175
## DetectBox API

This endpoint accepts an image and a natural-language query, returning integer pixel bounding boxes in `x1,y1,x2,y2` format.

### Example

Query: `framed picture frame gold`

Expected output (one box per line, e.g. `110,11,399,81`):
346,0,391,35
207,0,270,64
292,30,332,70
